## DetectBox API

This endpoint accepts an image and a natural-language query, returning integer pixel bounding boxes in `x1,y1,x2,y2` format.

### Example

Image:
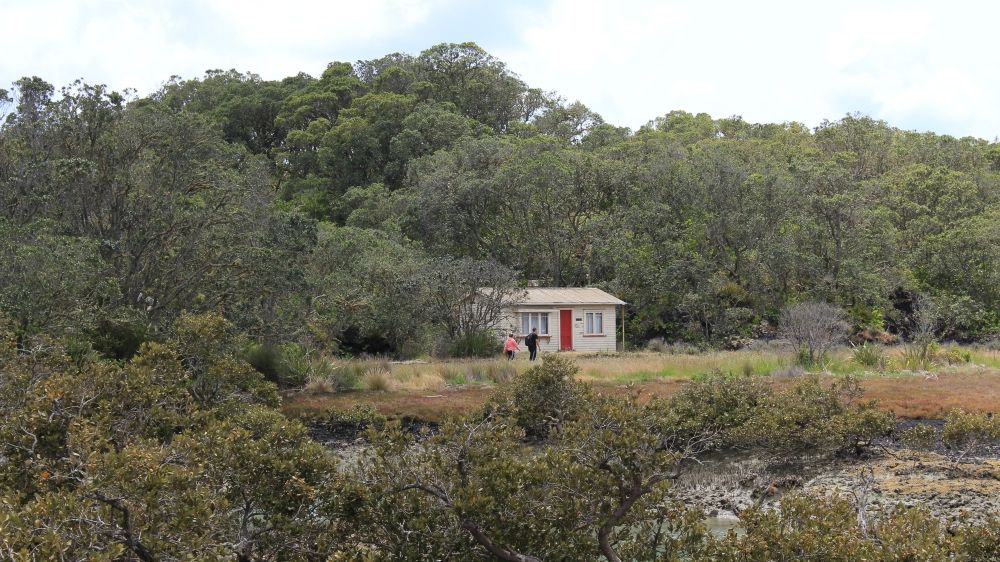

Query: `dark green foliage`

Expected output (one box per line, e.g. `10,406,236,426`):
244,342,311,388
941,409,1000,460
713,494,961,562
87,316,149,360
485,354,591,441
8,51,1000,559
447,328,501,358
7,44,1000,351
661,370,770,450
739,376,895,456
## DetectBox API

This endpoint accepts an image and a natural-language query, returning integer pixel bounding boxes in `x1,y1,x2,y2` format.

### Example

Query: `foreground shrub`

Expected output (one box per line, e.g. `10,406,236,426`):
738,376,894,456
714,494,957,562
942,409,1000,460
484,354,591,441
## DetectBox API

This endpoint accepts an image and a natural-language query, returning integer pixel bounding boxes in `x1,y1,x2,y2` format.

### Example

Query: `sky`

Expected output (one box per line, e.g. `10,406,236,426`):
3,0,1000,140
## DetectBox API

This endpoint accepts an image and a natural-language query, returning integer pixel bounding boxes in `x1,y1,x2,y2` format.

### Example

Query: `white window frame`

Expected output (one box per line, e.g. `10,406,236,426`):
520,312,550,336
584,311,605,335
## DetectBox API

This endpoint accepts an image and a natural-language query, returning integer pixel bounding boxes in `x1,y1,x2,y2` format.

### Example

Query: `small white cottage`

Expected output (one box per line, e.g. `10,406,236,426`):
498,287,626,353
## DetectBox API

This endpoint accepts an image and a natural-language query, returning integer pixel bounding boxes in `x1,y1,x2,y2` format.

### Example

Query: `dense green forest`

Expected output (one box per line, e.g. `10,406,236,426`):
4,41,1000,361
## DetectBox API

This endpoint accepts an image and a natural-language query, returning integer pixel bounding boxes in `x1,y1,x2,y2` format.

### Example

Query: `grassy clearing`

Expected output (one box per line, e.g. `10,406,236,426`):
282,346,1000,422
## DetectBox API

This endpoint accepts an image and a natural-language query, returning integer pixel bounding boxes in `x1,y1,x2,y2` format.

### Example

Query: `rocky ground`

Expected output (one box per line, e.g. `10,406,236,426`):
310,418,1000,527
672,448,1000,527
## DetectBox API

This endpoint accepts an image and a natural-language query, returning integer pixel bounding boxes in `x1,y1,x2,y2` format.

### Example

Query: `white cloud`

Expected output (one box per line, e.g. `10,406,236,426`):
4,0,1000,139
496,0,1000,139
1,0,447,96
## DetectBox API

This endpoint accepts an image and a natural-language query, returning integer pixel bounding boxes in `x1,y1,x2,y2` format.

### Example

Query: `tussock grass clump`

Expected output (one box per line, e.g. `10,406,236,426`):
852,343,888,371
363,367,394,392
304,359,374,394
393,372,446,393
484,361,517,384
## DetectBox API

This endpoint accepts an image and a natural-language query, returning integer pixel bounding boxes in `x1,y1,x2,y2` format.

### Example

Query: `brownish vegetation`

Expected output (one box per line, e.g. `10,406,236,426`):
283,367,1000,422
859,370,1000,418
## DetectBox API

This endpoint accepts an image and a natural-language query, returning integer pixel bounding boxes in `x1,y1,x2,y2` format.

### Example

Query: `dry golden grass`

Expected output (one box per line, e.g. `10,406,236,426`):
282,386,492,423
281,348,1000,422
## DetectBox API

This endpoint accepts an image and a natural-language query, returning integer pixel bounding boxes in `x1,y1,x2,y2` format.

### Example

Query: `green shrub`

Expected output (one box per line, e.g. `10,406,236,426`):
852,342,888,370
64,337,99,368
738,376,894,456
935,343,969,365
942,409,1000,460
900,344,934,370
956,518,1000,560
244,342,311,388
484,354,590,441
448,329,502,358
717,494,957,561
304,359,370,393
322,403,387,432
899,423,937,450
663,369,770,451
88,317,148,360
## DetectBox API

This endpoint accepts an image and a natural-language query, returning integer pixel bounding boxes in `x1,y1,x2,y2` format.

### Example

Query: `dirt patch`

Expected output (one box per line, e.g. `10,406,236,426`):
804,451,1000,523
282,385,493,423
283,369,999,422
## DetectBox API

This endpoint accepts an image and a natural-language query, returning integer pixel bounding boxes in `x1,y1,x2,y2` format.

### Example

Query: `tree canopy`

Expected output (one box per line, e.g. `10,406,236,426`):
3,42,1000,358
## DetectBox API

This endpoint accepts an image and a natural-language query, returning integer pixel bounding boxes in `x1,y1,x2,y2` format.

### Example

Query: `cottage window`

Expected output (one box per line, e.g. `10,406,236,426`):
520,312,549,335
585,311,604,335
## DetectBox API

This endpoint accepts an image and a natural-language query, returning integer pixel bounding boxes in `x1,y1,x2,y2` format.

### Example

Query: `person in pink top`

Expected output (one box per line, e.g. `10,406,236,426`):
503,333,520,360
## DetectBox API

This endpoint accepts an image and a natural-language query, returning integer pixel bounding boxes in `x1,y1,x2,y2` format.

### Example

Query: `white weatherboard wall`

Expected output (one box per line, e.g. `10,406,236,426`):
567,305,617,353
500,305,618,353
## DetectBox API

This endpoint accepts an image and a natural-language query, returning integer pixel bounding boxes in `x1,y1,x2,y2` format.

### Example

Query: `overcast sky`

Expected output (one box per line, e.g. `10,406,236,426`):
3,0,999,139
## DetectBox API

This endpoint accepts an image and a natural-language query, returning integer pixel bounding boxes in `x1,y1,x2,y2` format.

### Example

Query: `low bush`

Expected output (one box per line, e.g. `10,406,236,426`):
899,423,938,450
663,370,770,451
484,354,591,441
899,343,932,370
88,316,149,360
363,367,393,392
447,329,502,358
321,403,387,432
738,376,894,456
852,342,888,370
245,342,311,388
942,409,1000,460
714,494,960,561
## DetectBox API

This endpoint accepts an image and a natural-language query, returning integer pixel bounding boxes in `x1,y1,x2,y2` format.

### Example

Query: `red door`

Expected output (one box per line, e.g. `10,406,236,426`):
559,309,573,350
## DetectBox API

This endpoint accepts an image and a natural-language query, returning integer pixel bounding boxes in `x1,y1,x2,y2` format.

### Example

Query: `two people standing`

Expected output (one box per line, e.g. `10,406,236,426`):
504,328,540,361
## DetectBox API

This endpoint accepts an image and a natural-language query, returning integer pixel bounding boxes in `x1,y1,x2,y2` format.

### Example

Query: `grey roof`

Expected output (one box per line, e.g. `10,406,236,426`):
513,287,626,306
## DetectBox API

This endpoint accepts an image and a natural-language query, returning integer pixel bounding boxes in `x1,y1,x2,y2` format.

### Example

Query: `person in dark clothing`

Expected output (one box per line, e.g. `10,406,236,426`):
525,327,539,361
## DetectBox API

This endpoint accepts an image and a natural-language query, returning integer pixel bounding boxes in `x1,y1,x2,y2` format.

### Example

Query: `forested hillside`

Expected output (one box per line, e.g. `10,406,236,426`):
4,41,1000,359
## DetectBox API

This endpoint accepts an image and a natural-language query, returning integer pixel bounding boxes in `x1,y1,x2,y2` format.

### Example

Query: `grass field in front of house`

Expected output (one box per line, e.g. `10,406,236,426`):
282,346,1000,422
